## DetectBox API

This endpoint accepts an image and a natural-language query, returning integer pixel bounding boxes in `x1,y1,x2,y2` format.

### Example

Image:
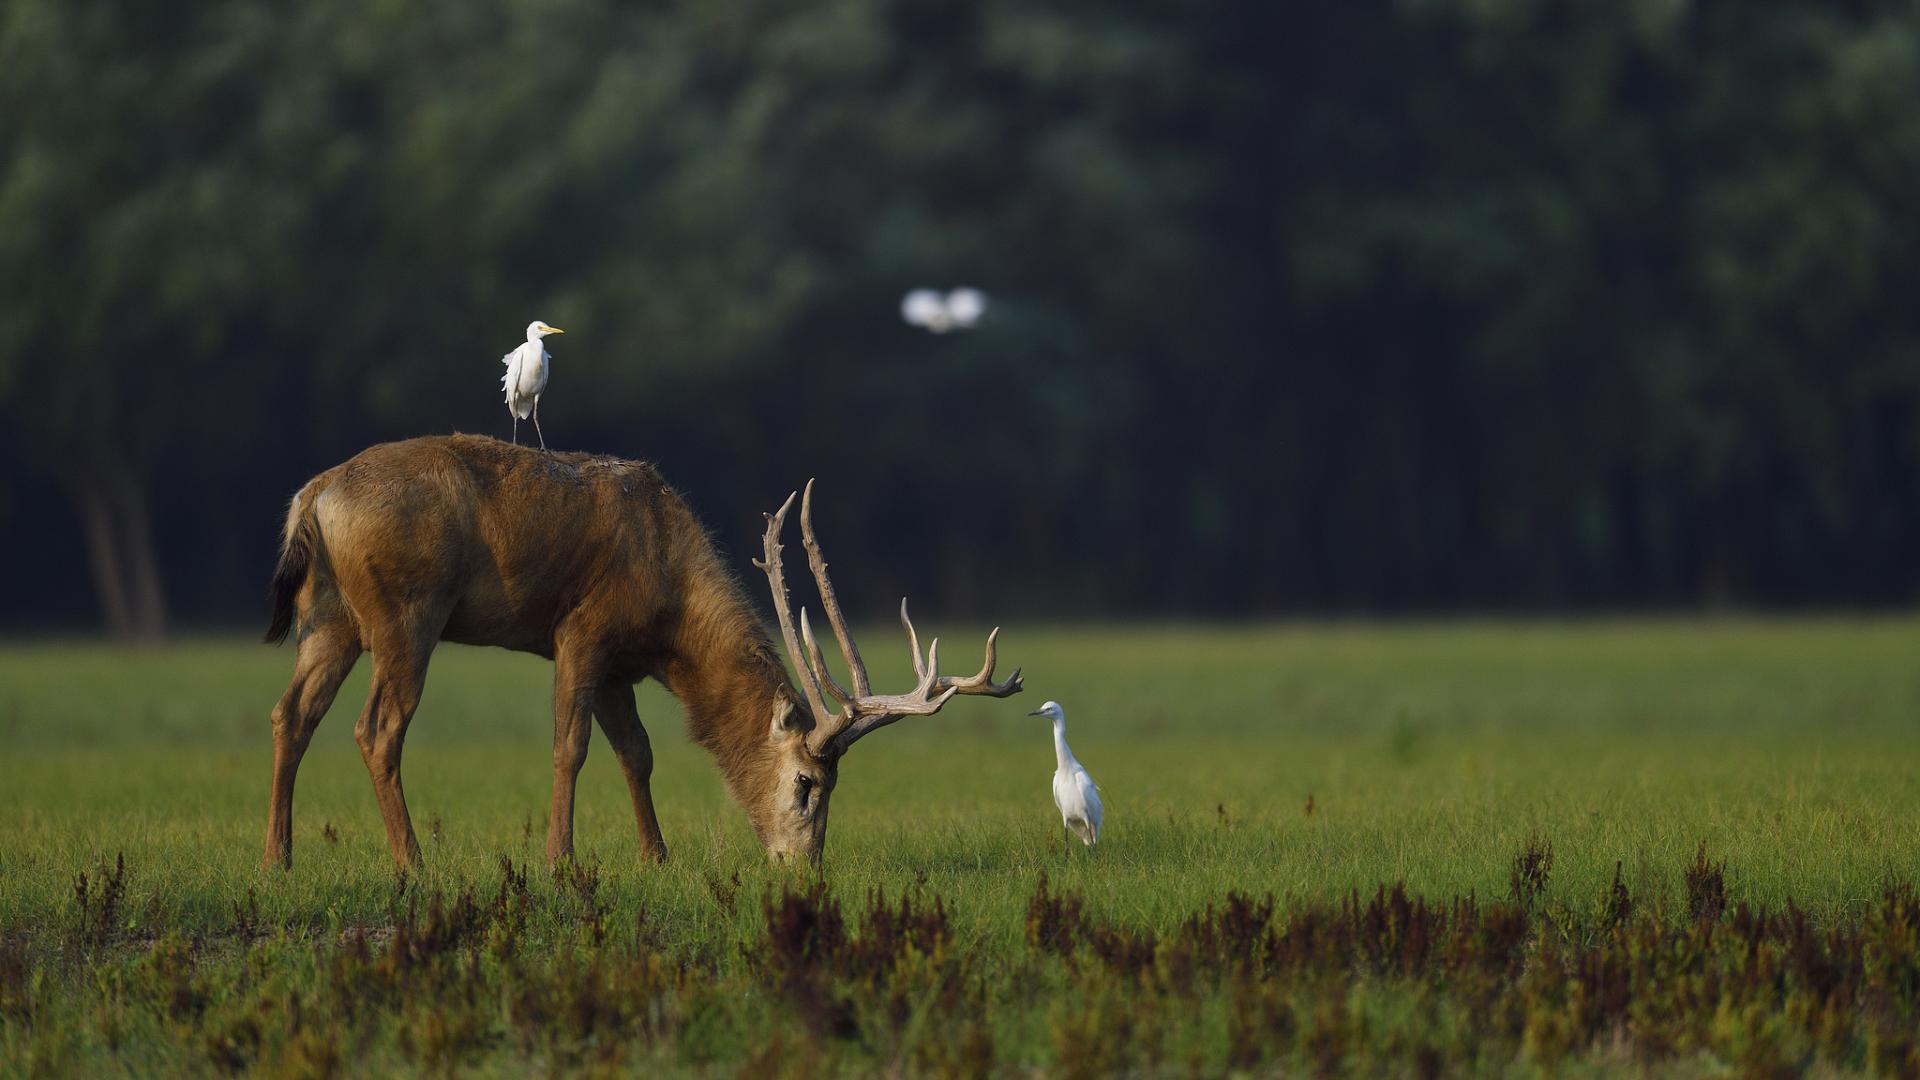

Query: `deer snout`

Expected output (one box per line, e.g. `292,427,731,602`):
764,838,824,868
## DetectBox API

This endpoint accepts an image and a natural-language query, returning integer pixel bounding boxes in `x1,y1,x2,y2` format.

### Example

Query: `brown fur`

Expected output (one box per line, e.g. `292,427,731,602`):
261,434,837,870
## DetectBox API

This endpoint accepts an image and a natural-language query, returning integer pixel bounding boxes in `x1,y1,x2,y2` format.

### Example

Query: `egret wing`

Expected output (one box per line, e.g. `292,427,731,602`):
524,348,550,397
1078,770,1103,842
901,290,944,327
946,288,986,327
1053,767,1100,846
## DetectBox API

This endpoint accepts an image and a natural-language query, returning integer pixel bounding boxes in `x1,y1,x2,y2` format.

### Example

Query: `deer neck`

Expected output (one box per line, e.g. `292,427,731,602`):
664,576,798,806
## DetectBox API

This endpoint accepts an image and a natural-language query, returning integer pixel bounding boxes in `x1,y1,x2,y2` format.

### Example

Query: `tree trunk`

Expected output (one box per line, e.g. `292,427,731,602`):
117,476,168,642
76,484,136,640
70,474,168,644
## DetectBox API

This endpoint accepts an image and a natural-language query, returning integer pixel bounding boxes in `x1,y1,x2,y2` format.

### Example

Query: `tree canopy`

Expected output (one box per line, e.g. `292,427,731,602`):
4,0,1920,635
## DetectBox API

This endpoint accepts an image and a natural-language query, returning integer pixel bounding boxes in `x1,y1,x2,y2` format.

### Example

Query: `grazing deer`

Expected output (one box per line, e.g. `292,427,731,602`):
261,434,1021,870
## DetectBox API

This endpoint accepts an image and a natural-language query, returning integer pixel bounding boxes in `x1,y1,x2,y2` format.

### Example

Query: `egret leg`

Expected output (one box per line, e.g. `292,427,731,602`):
532,400,547,451
510,414,518,445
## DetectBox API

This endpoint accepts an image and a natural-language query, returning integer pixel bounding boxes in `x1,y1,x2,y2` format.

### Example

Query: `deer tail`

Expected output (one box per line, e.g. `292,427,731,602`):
263,482,320,645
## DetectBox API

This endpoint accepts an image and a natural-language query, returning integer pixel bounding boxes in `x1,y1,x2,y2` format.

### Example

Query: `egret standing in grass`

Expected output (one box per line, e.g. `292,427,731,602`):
502,320,564,449
1030,700,1101,851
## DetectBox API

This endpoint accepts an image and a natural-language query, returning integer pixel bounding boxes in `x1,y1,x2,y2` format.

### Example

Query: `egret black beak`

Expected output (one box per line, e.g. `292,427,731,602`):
1027,708,1046,716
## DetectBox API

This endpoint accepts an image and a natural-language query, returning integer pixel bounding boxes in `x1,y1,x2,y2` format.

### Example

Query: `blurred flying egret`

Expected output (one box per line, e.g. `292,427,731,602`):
1030,700,1101,850
944,287,986,328
900,287,988,333
502,320,564,449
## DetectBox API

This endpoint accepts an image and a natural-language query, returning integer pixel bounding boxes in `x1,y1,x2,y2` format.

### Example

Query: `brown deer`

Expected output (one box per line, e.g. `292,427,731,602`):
261,434,1020,870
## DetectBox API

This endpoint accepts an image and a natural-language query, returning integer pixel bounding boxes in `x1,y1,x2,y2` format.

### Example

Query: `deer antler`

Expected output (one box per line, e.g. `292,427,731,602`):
754,479,1024,756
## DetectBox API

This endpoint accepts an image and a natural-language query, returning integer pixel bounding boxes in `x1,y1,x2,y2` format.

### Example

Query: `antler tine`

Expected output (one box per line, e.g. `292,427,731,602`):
935,627,1026,697
841,636,940,716
813,635,951,755
766,479,1026,757
800,479,872,696
852,684,959,719
900,598,928,682
755,491,834,729
799,607,855,707
901,600,1020,697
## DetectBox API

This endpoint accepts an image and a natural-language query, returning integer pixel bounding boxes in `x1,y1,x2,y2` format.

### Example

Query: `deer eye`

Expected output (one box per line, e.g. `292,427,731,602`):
795,775,815,810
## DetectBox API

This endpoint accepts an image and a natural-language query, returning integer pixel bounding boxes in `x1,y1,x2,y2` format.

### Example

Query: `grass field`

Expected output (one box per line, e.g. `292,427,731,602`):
3,619,1919,1075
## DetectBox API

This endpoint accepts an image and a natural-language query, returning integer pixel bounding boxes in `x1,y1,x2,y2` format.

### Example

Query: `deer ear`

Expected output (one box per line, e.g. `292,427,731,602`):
769,697,807,740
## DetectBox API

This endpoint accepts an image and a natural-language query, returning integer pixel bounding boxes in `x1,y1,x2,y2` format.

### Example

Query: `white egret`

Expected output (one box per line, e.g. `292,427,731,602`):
502,320,565,448
944,287,986,329
900,288,989,333
901,289,948,331
1029,700,1101,850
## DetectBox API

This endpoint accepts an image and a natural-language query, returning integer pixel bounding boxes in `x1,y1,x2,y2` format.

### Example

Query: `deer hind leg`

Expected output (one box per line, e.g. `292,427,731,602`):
593,681,667,862
354,644,434,869
546,644,606,865
263,626,362,870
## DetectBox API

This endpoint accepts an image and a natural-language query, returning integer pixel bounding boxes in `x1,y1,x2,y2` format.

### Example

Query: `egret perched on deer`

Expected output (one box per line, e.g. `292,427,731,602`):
502,320,564,449
1030,700,1101,850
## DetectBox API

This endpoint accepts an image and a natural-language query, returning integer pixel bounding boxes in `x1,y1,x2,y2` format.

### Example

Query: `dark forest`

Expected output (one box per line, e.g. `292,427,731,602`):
5,1,1919,637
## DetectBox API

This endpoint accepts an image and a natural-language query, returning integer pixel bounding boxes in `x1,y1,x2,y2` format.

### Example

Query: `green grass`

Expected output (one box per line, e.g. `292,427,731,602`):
3,618,1919,1074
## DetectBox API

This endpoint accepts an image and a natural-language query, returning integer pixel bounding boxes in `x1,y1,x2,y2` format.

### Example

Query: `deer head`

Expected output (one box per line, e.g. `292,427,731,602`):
751,480,1024,863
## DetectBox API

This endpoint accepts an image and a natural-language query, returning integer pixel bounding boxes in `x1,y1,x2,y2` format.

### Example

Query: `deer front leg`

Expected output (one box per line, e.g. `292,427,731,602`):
547,649,601,865
593,681,667,862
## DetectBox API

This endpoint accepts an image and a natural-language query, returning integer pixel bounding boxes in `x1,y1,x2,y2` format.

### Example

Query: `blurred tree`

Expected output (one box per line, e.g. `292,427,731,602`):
0,2,316,638
4,0,1920,634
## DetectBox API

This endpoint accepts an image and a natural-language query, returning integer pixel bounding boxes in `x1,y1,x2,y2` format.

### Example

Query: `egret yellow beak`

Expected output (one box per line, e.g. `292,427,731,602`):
546,326,566,335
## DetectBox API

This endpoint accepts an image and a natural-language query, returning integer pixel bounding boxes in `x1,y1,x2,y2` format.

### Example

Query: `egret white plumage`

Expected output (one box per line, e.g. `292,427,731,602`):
900,287,988,333
1030,700,1101,849
502,320,564,448
901,289,947,330
944,287,986,328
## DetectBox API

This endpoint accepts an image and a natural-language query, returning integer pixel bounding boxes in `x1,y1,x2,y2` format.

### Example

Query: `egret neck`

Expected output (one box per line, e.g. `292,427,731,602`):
1052,714,1075,773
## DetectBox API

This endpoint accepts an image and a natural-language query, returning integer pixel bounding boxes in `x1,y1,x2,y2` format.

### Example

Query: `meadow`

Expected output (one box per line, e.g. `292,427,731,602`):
2,618,1918,1075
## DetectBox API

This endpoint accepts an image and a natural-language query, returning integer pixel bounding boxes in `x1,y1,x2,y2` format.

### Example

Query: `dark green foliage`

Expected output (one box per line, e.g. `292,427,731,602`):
754,881,963,1047
1687,841,1729,925
1509,833,1554,910
8,850,1920,1073
10,2,1920,634
65,852,126,953
1023,871,1087,959
1602,859,1634,931
0,936,34,1023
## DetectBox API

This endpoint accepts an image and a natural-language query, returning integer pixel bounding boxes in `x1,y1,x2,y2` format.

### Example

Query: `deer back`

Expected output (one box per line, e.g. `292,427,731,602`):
311,435,704,671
